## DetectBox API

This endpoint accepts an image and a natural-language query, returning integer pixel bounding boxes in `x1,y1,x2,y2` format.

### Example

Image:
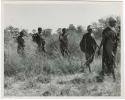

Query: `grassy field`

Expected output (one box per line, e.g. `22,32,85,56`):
4,32,121,96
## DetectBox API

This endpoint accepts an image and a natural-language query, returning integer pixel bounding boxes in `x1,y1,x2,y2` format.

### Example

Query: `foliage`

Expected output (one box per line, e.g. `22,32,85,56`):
68,24,76,31
92,16,121,39
4,15,121,96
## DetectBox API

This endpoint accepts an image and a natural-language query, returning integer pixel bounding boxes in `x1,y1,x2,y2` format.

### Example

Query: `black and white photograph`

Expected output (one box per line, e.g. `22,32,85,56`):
3,0,123,97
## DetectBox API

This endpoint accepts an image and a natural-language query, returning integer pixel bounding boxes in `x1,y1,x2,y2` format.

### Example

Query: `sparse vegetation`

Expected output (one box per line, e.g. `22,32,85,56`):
4,16,121,96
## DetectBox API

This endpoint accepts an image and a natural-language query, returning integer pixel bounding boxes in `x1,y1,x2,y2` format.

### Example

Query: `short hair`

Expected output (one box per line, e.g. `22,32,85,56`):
20,31,24,36
38,27,42,31
62,28,66,33
87,25,92,31
108,17,117,23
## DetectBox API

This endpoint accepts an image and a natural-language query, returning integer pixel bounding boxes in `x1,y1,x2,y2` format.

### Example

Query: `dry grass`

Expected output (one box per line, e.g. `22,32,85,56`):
4,34,121,96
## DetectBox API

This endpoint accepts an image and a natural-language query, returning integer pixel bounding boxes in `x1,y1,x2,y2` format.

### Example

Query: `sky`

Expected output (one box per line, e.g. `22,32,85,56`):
4,1,122,33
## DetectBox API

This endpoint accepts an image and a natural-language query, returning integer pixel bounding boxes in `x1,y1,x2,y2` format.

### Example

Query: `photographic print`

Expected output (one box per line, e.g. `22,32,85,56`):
3,0,123,96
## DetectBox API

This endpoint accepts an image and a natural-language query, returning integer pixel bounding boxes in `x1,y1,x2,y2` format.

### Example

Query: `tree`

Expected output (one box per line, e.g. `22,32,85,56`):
77,25,84,33
5,25,19,36
21,29,28,36
69,24,76,31
32,29,36,34
98,18,108,28
91,16,121,39
4,25,20,43
43,29,52,37
56,28,62,34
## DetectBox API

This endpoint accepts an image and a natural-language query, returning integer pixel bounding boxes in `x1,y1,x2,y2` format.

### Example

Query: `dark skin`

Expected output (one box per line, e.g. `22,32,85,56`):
38,28,42,34
81,26,99,73
20,33,24,37
37,28,46,52
59,28,70,56
17,31,25,56
62,28,69,36
85,28,93,72
98,21,116,55
62,29,66,35
18,32,25,47
88,28,93,34
97,21,117,81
